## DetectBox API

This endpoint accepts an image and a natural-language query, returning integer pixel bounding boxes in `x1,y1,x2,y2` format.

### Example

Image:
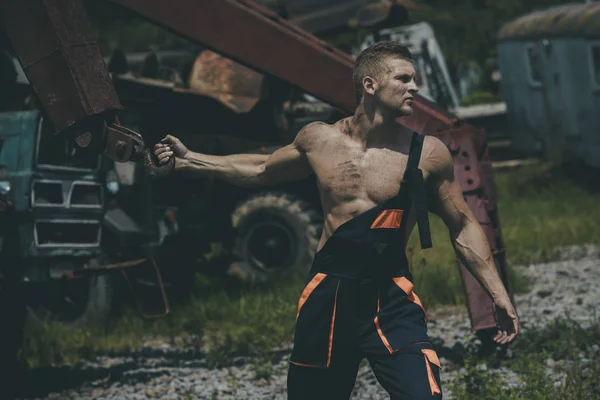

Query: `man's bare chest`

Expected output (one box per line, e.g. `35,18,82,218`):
309,141,410,203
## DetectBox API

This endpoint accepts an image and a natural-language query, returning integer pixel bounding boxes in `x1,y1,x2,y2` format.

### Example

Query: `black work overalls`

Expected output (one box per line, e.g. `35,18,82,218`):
288,132,443,400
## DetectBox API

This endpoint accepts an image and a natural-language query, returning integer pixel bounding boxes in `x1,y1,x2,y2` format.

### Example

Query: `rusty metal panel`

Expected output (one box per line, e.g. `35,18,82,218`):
187,50,264,114
433,126,513,332
0,0,122,134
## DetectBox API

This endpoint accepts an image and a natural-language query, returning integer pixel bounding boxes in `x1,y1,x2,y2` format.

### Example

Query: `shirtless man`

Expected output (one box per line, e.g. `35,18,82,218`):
154,42,519,399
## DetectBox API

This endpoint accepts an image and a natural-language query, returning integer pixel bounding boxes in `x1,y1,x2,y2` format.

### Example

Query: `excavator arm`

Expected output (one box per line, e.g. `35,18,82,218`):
0,0,173,177
0,0,512,334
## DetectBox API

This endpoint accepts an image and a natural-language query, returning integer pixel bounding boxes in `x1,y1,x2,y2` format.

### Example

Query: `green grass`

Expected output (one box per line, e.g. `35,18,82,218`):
449,316,600,399
494,162,600,264
20,161,600,369
20,272,303,369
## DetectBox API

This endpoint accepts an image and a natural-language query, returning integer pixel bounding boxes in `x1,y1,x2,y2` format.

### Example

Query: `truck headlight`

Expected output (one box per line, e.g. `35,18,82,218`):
105,170,120,195
0,180,11,195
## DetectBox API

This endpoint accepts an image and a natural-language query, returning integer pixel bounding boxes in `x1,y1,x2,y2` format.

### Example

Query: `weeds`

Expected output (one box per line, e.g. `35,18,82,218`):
449,317,600,399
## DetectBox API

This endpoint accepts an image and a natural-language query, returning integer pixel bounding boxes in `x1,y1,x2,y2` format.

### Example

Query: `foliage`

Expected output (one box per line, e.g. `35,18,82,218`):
82,1,194,55
408,0,567,82
511,316,600,361
460,90,504,106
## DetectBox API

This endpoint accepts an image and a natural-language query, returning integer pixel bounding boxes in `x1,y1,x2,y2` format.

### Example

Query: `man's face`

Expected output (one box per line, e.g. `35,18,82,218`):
372,58,419,116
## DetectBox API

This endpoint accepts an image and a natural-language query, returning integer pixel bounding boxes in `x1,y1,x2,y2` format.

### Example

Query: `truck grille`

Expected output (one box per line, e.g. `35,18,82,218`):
32,180,103,209
34,219,101,248
32,181,63,206
35,119,101,172
70,182,103,208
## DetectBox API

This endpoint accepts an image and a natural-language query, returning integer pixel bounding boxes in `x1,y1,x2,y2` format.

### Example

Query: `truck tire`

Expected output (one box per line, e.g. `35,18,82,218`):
230,192,321,281
26,264,114,329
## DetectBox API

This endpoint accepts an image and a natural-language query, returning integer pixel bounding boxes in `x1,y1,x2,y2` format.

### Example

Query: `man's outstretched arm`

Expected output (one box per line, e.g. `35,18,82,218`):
424,137,519,345
154,124,317,188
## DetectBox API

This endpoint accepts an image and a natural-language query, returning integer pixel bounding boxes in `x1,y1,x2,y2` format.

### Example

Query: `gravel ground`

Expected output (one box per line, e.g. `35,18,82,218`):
20,244,600,400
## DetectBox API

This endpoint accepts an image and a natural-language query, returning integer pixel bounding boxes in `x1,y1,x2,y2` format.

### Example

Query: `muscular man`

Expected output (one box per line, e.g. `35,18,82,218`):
154,42,519,399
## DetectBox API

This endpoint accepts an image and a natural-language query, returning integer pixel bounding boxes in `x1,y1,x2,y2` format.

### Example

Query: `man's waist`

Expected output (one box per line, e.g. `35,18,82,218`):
311,240,407,280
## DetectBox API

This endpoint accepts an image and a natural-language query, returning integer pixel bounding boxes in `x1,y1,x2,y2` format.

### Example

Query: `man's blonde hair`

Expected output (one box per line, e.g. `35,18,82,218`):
353,41,413,103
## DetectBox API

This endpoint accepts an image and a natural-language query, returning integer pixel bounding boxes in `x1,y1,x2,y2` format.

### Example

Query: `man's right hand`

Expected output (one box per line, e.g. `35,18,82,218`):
492,297,519,345
154,134,188,165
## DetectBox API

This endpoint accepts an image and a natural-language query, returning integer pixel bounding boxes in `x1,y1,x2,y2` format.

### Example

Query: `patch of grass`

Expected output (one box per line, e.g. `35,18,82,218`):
495,162,600,265
450,353,554,400
449,317,600,399
189,273,301,367
20,308,157,368
20,271,305,369
250,359,274,381
461,91,504,107
511,315,600,361
20,162,600,368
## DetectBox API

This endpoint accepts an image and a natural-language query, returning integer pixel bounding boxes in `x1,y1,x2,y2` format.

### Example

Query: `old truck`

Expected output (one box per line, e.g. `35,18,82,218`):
0,49,180,327
0,106,179,326
0,108,114,326
0,0,512,394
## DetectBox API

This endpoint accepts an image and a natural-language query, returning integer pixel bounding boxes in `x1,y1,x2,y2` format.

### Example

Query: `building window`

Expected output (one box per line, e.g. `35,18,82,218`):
526,44,542,85
589,43,600,87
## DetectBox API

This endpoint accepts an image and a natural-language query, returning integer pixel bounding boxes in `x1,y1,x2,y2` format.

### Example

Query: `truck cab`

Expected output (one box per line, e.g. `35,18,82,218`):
0,110,114,326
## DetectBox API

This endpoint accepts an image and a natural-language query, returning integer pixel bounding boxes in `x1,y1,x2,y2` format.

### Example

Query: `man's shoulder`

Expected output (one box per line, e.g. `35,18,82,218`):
294,120,341,149
421,135,453,176
299,120,332,135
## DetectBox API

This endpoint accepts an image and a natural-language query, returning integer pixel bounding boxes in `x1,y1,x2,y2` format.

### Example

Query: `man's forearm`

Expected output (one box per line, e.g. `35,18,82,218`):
174,151,268,188
452,219,510,302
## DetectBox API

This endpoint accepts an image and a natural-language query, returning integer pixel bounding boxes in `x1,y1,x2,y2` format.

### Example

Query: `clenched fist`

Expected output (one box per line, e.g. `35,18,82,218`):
154,134,189,165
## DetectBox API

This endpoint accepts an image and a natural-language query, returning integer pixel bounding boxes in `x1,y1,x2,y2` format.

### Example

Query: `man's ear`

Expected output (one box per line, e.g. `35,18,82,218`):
363,76,377,96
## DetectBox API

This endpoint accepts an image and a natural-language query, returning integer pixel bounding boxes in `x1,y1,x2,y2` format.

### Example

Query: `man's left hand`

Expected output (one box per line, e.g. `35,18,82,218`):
492,297,519,345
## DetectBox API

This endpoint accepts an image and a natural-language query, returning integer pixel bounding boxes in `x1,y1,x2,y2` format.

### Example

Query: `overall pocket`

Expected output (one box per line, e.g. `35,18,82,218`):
290,273,340,368
374,277,429,354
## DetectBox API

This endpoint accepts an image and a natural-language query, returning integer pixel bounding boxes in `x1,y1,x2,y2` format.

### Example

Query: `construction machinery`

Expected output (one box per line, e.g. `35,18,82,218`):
0,1,513,393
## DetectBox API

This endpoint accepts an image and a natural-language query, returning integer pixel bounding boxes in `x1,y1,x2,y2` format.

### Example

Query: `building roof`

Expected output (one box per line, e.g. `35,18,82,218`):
498,2,600,41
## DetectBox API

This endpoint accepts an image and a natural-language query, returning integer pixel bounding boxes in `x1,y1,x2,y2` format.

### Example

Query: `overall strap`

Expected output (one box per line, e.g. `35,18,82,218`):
406,132,433,249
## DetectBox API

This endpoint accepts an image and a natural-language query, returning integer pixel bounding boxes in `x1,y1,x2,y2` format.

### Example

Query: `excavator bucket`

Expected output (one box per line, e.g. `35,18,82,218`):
0,0,122,135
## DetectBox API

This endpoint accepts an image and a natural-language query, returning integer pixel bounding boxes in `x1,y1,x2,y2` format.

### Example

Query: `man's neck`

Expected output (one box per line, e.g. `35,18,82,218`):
349,100,411,147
